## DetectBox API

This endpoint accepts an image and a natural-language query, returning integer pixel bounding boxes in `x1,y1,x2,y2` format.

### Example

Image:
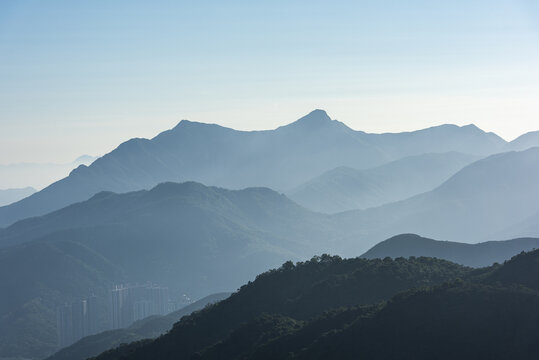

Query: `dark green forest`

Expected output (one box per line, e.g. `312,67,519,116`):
90,255,480,359
90,250,539,360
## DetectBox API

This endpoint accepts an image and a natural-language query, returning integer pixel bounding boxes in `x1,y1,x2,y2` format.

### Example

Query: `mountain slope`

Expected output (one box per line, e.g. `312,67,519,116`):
3,147,539,357
46,292,230,360
509,132,539,151
251,284,539,360
0,156,96,190
0,110,508,227
0,240,122,359
91,250,539,360
2,147,539,358
90,256,469,360
0,182,338,360
0,181,340,293
0,186,36,206
288,152,477,213
494,210,539,239
360,234,539,267
337,147,539,248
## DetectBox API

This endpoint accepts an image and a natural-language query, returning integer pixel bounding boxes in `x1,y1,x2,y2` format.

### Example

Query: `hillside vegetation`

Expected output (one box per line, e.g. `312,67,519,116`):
92,250,539,360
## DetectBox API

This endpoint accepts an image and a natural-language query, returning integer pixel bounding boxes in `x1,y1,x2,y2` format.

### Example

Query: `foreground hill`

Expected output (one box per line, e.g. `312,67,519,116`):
92,250,539,360
0,182,337,360
338,147,539,247
243,284,539,360
288,152,477,213
46,293,230,360
361,234,539,267
0,110,508,227
90,256,469,360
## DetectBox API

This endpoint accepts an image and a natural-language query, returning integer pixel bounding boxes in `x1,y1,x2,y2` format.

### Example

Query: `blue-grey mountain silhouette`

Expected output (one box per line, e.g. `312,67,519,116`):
361,233,539,267
0,187,36,206
288,152,478,213
0,156,96,191
338,147,539,249
0,182,339,359
0,110,509,227
2,144,539,358
508,131,539,151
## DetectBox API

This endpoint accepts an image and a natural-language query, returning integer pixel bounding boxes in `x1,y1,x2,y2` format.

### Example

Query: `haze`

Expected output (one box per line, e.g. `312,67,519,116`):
1,0,539,164
2,3,539,358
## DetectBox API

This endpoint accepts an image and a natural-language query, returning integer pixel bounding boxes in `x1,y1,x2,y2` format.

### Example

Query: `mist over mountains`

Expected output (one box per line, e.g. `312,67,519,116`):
0,156,96,191
2,144,539,358
508,130,539,151
1,110,533,227
360,234,539,267
1,110,539,360
0,182,336,359
288,152,478,213
0,187,36,207
337,147,539,245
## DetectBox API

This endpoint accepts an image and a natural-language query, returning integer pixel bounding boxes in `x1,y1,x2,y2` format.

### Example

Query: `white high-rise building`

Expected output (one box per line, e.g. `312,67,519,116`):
110,285,129,329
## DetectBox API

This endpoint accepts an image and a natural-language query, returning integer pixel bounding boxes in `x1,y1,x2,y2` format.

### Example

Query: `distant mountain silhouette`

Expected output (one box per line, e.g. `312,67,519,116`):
0,156,96,191
0,110,509,227
2,155,539,358
494,210,539,241
46,293,230,360
338,147,539,248
0,187,35,206
288,152,478,213
1,145,539,358
508,132,539,151
0,181,334,252
361,234,539,267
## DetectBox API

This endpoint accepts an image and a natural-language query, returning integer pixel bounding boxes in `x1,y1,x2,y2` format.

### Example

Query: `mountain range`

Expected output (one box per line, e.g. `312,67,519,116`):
338,147,539,247
4,145,539,261
0,182,336,359
1,110,539,359
3,109,533,227
509,130,539,151
2,144,539,359
288,152,478,213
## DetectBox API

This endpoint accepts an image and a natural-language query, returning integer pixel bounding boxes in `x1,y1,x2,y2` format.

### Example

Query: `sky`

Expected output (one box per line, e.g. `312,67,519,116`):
1,0,539,164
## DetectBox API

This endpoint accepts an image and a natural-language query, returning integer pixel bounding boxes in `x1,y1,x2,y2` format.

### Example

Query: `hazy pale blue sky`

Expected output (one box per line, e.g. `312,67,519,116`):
1,0,538,163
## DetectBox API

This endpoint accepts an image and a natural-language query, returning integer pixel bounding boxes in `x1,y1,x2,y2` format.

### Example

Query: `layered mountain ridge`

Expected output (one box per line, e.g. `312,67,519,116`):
360,234,539,267
338,147,539,246
0,109,525,227
1,110,539,360
288,152,478,213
